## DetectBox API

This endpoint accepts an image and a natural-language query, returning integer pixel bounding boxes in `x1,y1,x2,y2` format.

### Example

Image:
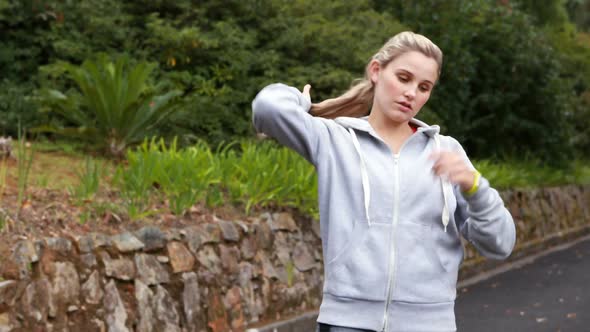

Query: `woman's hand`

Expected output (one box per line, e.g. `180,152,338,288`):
303,84,344,111
302,84,312,103
430,151,477,192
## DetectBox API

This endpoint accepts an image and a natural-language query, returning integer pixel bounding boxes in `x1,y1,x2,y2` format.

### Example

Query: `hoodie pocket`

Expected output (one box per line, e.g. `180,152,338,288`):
324,220,392,301
394,220,456,303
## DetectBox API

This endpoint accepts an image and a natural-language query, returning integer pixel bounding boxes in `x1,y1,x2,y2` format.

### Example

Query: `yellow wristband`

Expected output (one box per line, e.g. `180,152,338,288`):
465,170,481,195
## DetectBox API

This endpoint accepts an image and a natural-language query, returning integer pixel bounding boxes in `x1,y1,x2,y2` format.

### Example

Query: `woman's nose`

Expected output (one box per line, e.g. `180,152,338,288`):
403,87,416,100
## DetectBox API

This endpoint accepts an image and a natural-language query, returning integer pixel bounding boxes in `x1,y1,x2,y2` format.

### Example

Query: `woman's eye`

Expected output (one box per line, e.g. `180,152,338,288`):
419,85,431,92
398,75,409,82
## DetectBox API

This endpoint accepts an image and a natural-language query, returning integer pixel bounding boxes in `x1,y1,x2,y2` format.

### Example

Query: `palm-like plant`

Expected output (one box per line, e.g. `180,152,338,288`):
39,53,183,157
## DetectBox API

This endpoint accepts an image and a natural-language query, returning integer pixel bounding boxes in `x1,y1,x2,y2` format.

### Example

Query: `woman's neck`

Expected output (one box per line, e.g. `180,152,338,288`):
368,112,414,154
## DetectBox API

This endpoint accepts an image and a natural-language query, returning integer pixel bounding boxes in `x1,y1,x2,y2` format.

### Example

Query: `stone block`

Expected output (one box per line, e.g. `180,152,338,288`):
167,241,195,273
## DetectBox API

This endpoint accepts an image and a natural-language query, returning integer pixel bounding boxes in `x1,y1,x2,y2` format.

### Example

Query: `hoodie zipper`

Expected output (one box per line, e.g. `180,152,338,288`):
348,126,427,331
382,153,400,332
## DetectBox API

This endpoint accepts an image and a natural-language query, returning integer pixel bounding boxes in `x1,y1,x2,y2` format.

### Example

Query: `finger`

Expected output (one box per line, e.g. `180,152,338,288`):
301,84,311,103
442,165,475,187
430,150,456,162
302,84,311,96
432,159,463,179
432,164,446,177
434,159,468,177
446,165,468,180
432,151,464,170
431,152,452,172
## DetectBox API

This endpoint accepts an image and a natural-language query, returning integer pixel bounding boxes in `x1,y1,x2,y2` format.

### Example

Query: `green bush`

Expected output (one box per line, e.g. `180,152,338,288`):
541,26,590,157
0,80,42,137
117,138,318,217
115,137,222,218
380,0,575,164
127,0,407,146
219,140,318,216
566,0,590,31
38,53,183,157
474,158,590,189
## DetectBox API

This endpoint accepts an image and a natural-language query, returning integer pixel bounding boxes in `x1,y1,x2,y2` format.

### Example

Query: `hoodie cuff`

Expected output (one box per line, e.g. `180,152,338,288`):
461,176,492,210
286,85,312,112
463,170,481,196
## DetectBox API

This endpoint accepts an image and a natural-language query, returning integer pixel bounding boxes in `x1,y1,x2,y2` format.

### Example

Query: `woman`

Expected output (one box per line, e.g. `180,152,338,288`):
251,31,516,332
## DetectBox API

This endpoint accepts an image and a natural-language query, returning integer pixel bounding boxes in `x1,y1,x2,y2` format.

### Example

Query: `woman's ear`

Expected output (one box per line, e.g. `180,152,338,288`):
368,60,380,84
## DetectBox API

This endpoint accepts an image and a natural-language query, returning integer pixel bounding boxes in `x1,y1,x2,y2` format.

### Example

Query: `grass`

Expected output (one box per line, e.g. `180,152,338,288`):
0,158,7,197
218,140,317,216
474,159,590,189
32,137,87,156
115,138,222,218
113,138,319,218
286,260,295,287
16,131,35,212
119,138,589,218
1,137,589,222
69,156,102,203
0,209,6,232
3,138,116,193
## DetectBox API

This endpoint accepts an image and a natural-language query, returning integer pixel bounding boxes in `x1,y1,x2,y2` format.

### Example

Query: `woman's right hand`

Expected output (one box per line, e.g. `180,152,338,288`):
304,83,342,113
306,84,342,112
302,84,312,103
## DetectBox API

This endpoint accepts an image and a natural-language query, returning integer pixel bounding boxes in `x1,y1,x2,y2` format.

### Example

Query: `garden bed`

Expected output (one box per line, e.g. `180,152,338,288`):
0,148,249,279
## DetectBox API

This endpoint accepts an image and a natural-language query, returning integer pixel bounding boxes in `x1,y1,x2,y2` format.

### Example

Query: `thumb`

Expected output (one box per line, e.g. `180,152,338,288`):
302,84,311,101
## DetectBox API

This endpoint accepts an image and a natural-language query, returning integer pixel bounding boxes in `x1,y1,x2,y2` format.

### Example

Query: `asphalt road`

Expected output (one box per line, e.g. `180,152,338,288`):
455,238,590,332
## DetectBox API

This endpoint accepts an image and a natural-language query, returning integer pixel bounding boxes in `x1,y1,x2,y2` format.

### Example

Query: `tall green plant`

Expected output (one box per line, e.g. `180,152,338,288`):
156,139,221,215
69,156,102,203
16,128,34,217
219,140,318,216
39,53,183,157
119,137,222,216
114,144,159,221
0,158,6,197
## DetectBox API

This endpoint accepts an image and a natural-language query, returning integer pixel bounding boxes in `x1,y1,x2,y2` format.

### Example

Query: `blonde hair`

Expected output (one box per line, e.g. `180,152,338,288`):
310,31,443,119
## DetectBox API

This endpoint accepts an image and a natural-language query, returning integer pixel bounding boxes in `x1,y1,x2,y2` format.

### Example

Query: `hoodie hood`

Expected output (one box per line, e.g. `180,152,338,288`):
334,116,451,232
334,116,441,138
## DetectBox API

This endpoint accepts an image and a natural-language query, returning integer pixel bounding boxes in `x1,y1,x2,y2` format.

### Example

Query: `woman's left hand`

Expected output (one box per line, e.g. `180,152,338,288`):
430,151,476,192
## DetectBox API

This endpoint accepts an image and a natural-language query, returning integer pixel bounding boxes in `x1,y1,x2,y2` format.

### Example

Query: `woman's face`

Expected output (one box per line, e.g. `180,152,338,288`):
369,51,439,125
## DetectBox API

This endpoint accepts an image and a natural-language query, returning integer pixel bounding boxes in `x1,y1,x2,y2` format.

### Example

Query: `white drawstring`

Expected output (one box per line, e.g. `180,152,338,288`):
434,134,451,232
348,128,449,231
348,128,372,227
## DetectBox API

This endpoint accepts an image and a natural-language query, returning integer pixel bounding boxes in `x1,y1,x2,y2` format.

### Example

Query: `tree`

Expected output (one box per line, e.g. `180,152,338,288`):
378,0,575,164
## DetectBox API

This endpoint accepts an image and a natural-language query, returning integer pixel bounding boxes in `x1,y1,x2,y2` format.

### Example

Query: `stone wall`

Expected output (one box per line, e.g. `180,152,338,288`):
461,185,590,278
0,185,589,332
0,212,323,332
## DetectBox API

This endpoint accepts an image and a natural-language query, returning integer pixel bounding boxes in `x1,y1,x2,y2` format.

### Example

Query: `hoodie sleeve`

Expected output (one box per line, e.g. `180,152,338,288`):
252,83,328,165
450,139,516,260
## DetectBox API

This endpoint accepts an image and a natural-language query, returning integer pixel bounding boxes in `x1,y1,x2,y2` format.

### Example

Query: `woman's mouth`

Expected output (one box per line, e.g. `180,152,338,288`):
396,101,412,112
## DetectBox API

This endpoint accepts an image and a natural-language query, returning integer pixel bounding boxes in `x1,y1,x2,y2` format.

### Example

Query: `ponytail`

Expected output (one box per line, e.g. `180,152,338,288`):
310,79,374,119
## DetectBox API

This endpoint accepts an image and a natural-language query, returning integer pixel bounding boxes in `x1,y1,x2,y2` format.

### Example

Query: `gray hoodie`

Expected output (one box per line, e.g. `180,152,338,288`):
252,83,516,332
